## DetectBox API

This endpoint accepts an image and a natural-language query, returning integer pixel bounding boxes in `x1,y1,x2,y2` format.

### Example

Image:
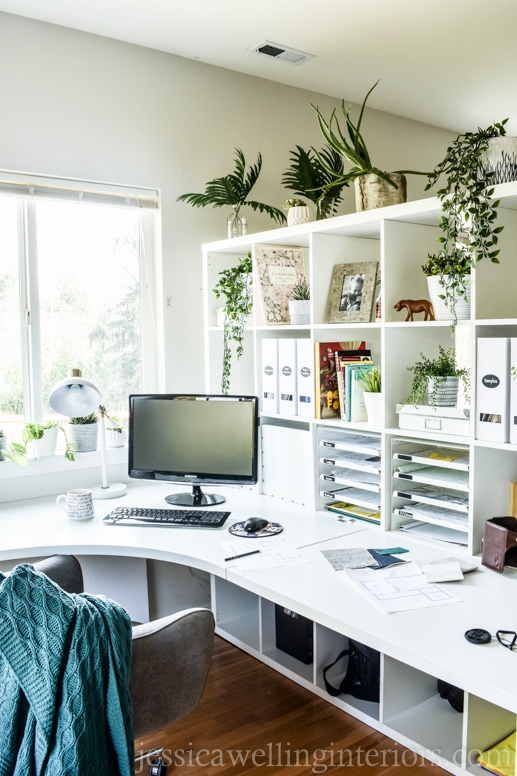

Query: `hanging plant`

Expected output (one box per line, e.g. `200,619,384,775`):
424,119,508,326
213,251,253,394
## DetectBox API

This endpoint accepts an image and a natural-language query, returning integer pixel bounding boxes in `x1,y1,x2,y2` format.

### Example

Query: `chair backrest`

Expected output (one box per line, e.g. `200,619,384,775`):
31,556,214,740
130,608,215,739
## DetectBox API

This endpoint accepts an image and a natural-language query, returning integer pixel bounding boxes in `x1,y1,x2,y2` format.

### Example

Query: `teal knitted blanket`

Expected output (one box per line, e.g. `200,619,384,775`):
0,563,134,775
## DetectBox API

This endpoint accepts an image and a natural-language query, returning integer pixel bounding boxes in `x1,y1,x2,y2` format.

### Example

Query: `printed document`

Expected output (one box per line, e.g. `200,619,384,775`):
344,561,461,613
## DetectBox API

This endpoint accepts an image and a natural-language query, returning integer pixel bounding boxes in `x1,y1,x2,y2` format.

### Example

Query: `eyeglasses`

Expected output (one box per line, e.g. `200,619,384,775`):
496,630,517,650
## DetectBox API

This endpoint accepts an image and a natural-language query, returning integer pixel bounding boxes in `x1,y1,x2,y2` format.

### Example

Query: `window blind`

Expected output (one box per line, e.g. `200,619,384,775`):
0,172,159,209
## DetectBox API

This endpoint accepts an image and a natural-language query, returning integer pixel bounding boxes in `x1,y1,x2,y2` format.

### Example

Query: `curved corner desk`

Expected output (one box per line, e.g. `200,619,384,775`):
1,480,516,776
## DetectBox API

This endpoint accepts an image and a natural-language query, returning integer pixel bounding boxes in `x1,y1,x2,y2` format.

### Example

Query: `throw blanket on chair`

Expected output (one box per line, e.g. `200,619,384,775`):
0,563,134,776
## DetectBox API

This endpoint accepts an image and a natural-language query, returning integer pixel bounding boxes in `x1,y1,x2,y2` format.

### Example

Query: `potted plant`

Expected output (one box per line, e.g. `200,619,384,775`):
311,81,425,211
67,411,99,452
359,365,383,426
177,148,286,237
22,421,75,461
105,413,127,448
288,281,310,325
0,436,28,465
213,251,253,394
421,245,472,323
284,198,313,227
425,119,509,327
282,145,346,219
405,345,469,407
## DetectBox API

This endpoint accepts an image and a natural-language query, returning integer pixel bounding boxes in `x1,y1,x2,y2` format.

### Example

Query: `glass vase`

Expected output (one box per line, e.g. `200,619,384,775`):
227,206,247,239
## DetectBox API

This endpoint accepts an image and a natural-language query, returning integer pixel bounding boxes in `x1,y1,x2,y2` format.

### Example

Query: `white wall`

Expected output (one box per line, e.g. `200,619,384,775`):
0,12,454,392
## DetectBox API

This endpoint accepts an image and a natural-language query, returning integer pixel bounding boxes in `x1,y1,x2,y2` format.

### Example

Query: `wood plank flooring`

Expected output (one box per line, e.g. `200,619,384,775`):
135,636,449,775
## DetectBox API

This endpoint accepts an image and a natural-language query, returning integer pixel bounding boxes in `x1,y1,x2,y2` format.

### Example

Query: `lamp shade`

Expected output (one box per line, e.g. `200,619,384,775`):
49,374,101,417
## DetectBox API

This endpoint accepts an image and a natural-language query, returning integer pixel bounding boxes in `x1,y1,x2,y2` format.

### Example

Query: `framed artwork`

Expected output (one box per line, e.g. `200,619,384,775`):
326,261,378,323
254,244,307,325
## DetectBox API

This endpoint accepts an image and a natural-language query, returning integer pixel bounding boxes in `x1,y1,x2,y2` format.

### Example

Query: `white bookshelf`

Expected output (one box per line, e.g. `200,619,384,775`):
203,187,517,776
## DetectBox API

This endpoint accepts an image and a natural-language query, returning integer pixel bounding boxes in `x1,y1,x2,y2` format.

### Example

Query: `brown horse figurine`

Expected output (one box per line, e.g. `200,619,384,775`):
394,299,435,321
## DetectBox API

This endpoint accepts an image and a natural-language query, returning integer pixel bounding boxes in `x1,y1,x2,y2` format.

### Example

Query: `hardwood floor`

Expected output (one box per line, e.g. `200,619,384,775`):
135,636,448,775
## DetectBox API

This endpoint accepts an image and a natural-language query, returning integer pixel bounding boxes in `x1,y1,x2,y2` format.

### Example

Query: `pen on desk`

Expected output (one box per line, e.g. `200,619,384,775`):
224,550,261,562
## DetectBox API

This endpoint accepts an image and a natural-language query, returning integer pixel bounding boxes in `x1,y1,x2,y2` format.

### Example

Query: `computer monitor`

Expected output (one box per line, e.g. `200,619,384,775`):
128,394,259,506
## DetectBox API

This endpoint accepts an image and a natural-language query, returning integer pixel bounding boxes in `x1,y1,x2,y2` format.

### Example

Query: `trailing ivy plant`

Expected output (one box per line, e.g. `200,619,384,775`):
424,119,508,326
213,251,253,394
282,145,346,219
22,420,75,461
405,345,469,407
177,148,286,227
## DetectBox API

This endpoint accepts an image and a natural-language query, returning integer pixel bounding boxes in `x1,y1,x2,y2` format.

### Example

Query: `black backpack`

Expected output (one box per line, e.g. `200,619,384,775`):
323,640,380,703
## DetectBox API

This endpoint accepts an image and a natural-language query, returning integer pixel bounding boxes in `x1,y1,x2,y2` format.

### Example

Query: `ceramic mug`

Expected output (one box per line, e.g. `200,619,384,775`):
56,488,95,520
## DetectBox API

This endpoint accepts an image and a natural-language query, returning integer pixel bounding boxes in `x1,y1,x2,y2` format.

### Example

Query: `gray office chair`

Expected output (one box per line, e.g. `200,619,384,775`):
31,555,215,775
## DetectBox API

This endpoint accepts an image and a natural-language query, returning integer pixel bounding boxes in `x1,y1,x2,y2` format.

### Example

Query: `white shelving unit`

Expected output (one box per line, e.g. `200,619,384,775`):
203,186,517,776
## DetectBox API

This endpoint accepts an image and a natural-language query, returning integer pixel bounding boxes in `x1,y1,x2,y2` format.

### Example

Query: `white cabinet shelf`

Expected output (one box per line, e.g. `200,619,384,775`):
203,186,517,776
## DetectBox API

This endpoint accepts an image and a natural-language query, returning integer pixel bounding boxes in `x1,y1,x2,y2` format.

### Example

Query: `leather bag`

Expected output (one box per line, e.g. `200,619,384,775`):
481,516,517,572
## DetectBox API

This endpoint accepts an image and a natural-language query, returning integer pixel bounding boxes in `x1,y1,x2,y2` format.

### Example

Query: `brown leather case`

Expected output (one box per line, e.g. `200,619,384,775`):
481,516,517,572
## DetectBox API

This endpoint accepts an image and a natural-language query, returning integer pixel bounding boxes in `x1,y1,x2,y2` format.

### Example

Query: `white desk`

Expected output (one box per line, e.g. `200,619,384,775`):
1,481,515,776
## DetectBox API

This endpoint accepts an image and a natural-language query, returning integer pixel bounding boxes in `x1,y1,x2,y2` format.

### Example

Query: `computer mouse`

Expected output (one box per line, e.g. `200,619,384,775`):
243,517,269,533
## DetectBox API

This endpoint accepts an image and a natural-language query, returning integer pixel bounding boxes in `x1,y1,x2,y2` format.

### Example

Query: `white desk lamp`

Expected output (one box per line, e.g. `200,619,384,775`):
49,369,127,500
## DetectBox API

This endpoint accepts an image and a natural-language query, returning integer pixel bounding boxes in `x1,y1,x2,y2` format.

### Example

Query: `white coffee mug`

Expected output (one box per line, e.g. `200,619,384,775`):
56,488,95,520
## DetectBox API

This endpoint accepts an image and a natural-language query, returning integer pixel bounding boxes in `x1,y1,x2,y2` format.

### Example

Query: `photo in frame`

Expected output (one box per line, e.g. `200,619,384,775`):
326,262,379,323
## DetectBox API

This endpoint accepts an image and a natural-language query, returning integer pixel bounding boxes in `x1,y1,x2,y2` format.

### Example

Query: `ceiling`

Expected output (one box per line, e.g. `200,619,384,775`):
1,0,516,134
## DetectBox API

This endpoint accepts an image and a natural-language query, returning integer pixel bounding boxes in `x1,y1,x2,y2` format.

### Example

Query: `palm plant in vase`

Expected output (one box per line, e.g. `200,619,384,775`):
177,148,286,237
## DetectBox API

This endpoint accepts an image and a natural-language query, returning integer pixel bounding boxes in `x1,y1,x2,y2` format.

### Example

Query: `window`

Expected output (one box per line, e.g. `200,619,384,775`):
0,174,160,447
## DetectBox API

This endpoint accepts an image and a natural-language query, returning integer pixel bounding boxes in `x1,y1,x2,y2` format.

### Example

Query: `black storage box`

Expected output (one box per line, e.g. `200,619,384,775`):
275,604,313,664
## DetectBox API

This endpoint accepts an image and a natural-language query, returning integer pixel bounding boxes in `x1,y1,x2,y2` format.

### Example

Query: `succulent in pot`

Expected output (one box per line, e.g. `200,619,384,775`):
288,281,311,325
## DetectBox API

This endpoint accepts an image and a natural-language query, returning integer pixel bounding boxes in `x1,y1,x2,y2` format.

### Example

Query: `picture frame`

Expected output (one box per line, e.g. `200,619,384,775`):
326,261,378,323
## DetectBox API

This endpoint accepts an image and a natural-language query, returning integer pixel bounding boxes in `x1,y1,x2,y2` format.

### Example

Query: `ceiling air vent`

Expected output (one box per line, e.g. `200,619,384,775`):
249,41,314,65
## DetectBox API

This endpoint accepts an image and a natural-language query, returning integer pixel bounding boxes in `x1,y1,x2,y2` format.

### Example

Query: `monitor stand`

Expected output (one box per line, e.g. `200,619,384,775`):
165,484,226,507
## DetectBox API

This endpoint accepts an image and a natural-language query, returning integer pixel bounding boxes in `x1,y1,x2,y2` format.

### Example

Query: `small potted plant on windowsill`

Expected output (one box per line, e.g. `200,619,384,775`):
22,421,75,461
288,281,310,325
105,414,127,448
67,412,99,452
405,346,469,408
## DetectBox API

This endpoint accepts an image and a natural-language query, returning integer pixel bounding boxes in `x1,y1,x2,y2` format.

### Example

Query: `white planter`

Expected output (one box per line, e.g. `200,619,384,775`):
481,136,517,184
67,422,98,452
287,206,313,227
426,275,471,321
354,173,407,211
288,299,310,325
363,391,384,426
32,427,58,458
106,426,127,448
0,436,6,461
427,376,459,407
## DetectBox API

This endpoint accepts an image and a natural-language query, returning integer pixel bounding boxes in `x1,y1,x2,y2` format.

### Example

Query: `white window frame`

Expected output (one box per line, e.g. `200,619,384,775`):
0,171,162,487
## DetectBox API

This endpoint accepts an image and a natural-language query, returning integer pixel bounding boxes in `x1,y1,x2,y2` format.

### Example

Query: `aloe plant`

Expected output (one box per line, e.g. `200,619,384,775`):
177,148,286,226
311,81,425,195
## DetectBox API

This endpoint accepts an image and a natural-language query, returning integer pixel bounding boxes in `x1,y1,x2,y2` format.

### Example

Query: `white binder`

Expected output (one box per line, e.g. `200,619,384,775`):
278,338,297,415
296,338,314,418
476,337,510,443
261,338,279,414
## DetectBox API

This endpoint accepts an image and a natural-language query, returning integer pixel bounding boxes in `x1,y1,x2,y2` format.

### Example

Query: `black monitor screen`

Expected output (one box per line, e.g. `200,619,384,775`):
128,394,259,506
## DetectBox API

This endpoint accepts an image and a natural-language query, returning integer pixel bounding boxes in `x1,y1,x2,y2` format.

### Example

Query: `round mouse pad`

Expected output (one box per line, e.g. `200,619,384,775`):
228,521,283,538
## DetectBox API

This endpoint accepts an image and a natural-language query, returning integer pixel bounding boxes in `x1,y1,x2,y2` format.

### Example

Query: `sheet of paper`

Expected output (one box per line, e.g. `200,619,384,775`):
221,536,309,570
344,561,462,613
